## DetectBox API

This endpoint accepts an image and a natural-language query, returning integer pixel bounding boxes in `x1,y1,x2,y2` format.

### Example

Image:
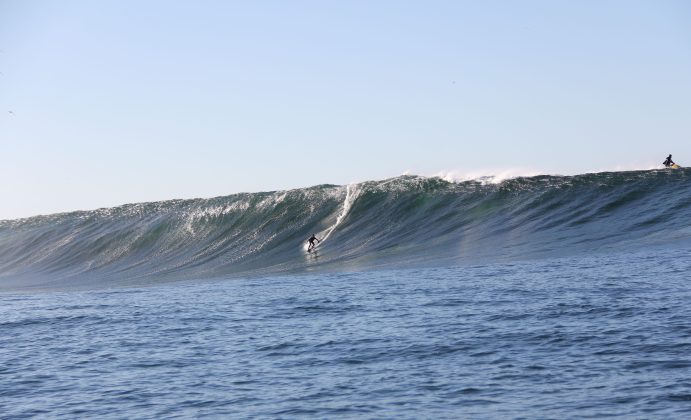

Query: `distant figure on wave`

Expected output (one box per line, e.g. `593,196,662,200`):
663,154,675,167
307,234,320,252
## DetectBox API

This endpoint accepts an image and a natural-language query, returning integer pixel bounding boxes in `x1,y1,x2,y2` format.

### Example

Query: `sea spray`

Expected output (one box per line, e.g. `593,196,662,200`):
1,169,689,290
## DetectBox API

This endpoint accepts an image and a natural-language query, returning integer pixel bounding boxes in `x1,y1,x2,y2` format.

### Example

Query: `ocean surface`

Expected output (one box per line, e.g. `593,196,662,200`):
2,169,691,418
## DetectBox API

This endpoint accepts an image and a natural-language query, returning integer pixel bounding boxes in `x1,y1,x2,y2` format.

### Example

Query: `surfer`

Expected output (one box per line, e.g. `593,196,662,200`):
307,234,320,252
663,154,675,167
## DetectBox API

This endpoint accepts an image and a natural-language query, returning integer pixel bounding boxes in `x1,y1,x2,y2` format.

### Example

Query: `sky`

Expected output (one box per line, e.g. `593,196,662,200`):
1,0,690,220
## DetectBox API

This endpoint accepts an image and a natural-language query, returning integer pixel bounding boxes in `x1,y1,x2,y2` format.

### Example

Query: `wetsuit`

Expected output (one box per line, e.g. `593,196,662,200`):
307,235,320,251
663,155,674,167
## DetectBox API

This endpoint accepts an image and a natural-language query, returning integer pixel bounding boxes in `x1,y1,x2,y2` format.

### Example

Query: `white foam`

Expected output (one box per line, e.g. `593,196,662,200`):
432,162,665,185
434,168,544,185
318,183,361,244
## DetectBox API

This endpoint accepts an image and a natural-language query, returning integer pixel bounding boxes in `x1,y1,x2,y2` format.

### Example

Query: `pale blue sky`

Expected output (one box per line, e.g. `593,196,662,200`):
1,0,690,219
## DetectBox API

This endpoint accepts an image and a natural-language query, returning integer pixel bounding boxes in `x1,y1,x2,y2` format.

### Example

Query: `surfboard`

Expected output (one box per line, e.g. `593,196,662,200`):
670,164,682,169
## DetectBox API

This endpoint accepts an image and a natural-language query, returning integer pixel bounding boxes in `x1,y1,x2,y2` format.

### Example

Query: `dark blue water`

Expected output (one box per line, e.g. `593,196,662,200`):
2,170,691,417
3,245,691,418
2,170,690,290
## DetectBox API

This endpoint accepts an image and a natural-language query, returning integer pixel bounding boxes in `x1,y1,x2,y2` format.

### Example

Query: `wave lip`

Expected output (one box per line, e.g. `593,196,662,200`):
1,169,689,290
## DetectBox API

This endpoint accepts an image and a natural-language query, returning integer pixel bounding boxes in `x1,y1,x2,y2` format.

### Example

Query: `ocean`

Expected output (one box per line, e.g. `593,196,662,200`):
1,169,691,418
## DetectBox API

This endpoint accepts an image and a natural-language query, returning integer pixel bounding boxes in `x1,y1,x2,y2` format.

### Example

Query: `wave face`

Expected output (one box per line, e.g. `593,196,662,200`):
1,169,690,289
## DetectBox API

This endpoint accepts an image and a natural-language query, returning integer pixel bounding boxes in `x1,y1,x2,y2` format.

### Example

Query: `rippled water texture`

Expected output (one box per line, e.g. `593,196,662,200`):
2,246,691,418
2,169,689,290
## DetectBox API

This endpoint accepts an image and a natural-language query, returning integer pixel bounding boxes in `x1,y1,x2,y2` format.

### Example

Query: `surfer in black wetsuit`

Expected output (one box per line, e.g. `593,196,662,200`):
307,234,320,252
663,154,675,167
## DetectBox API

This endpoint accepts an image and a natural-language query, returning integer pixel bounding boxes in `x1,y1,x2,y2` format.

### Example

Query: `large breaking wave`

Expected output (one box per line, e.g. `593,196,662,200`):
1,169,690,290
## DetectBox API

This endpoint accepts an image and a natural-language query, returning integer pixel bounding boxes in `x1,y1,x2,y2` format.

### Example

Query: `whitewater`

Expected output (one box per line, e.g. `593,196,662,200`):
1,169,689,290
2,169,691,418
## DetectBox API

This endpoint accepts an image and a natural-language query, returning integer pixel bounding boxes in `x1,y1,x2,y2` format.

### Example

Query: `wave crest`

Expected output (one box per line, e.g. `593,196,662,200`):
1,169,689,289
